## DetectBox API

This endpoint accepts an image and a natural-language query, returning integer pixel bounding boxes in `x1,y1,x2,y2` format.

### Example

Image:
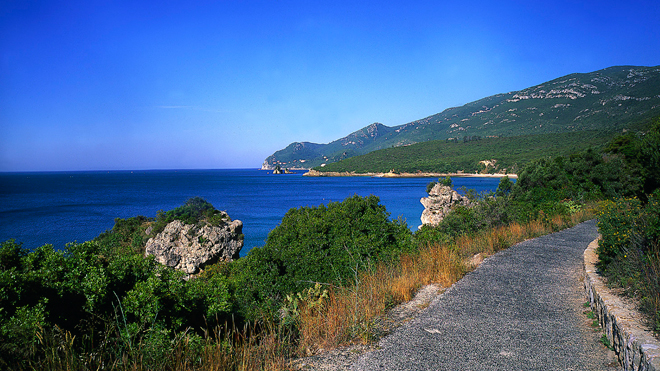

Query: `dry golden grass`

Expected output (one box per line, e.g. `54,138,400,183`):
157,323,296,371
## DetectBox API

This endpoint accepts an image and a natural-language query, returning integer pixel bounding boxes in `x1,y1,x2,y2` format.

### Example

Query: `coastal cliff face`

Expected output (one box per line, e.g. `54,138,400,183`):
144,218,243,275
420,184,470,227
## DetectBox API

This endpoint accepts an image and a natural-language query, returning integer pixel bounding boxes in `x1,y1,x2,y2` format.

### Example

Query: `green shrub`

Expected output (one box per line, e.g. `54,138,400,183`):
425,181,436,194
151,197,229,236
0,198,236,367
0,299,47,364
597,197,642,269
230,195,413,320
511,144,646,203
426,177,453,195
495,176,514,197
439,176,452,187
597,190,660,331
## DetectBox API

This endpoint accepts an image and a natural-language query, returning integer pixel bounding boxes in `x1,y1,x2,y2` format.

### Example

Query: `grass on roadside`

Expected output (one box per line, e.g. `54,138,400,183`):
293,209,594,357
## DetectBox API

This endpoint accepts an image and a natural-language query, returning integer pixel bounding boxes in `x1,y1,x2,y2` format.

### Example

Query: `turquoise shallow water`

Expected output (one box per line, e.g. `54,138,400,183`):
0,169,503,256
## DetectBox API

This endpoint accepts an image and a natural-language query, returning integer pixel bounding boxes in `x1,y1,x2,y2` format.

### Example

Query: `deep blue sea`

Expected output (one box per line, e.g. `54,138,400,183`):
0,169,503,256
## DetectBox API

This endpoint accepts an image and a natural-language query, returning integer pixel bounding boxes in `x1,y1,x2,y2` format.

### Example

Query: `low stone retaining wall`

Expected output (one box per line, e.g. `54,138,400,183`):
584,238,660,371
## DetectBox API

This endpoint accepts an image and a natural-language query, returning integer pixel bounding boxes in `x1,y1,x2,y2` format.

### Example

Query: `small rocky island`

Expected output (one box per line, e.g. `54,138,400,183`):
144,209,243,276
420,183,470,227
272,164,293,174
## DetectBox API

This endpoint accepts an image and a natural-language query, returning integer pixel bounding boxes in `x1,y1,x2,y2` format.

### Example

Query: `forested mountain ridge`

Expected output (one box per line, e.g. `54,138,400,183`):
312,131,615,175
262,65,660,170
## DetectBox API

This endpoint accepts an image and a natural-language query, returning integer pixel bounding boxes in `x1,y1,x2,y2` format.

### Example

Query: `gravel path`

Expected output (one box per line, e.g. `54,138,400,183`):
351,220,620,371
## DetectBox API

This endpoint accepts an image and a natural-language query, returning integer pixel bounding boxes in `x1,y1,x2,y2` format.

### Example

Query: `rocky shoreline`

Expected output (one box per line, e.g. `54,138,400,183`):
303,169,517,178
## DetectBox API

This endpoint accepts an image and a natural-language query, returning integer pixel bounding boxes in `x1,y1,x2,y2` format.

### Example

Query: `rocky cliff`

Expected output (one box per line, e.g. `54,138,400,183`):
420,184,470,227
144,217,243,275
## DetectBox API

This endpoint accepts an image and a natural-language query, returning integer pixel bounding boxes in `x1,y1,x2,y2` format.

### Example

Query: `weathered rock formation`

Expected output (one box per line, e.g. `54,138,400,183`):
272,165,293,174
144,217,243,275
420,184,470,227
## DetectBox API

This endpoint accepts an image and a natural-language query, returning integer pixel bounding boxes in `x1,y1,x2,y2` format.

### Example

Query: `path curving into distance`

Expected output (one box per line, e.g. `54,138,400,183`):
351,220,620,371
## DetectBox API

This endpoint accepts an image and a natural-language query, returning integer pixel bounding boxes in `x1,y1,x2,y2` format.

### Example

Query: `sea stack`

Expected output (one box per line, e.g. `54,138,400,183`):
420,183,470,227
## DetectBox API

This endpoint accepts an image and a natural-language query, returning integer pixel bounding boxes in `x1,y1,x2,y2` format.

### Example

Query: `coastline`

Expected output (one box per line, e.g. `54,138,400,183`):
303,169,517,179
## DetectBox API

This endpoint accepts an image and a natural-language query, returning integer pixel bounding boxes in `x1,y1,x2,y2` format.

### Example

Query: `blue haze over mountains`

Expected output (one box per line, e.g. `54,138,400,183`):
263,65,660,170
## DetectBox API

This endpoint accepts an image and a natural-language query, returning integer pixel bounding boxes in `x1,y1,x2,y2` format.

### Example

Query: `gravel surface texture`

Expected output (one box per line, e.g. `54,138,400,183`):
350,220,620,371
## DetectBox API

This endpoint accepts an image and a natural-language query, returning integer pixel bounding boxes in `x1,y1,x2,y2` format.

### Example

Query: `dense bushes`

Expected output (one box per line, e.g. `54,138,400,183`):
0,195,413,368
230,195,413,320
597,192,660,332
512,119,660,204
589,119,660,333
151,196,230,235
0,198,236,369
511,149,643,203
416,173,582,247
0,235,235,368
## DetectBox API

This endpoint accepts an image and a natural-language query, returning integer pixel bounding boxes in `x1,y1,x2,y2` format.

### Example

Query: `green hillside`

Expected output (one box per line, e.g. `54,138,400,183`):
263,65,660,170
313,131,615,175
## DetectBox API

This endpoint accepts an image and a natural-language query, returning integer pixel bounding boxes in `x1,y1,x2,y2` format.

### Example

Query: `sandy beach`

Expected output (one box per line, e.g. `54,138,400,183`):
303,169,517,179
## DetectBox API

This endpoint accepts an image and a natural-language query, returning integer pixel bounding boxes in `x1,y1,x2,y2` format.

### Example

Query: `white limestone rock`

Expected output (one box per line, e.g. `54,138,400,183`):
420,184,470,227
144,217,243,275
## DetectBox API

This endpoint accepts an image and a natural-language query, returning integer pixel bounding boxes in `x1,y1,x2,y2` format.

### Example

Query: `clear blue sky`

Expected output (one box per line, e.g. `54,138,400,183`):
2,0,659,171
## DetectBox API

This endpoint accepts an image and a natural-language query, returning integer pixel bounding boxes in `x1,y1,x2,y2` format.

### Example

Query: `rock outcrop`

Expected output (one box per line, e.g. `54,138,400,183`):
272,165,293,174
420,184,470,227
144,216,243,275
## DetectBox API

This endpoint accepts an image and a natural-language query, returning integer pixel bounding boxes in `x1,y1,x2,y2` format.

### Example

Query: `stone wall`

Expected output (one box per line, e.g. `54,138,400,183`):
584,238,660,371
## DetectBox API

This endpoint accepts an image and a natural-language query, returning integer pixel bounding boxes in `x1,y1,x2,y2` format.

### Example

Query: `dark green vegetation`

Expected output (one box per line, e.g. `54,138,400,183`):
150,196,233,235
0,196,414,369
315,130,612,174
0,198,236,369
1,118,659,369
426,176,453,194
594,119,660,333
265,65,660,169
597,195,660,333
229,195,413,320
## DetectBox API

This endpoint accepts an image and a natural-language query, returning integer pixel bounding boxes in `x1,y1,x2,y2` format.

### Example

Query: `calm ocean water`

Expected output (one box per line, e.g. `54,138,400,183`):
0,169,503,256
